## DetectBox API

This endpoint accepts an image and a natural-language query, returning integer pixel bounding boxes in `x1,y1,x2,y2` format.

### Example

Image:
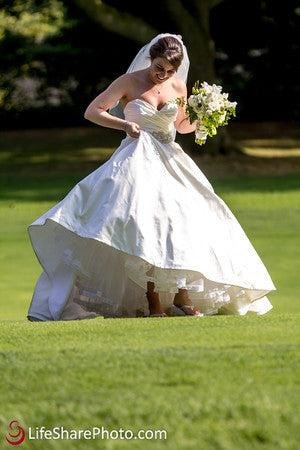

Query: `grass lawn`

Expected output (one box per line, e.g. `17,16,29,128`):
0,126,299,449
0,315,299,449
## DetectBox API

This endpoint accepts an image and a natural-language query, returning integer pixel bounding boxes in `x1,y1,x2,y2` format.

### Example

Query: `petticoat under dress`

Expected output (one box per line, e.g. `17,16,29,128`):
27,99,275,321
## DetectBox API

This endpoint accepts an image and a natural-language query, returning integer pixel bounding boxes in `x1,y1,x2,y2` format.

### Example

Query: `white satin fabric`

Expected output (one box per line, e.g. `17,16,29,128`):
28,99,275,321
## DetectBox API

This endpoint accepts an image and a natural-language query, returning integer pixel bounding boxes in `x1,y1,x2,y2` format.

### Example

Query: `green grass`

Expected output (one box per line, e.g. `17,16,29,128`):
1,173,299,319
0,316,299,449
0,128,299,448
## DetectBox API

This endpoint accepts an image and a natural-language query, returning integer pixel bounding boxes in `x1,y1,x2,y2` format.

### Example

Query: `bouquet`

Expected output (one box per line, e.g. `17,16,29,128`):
179,81,237,146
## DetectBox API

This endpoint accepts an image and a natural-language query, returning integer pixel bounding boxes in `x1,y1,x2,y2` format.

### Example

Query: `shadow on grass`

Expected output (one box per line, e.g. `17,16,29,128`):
1,173,299,203
0,126,119,172
0,173,85,202
1,125,299,202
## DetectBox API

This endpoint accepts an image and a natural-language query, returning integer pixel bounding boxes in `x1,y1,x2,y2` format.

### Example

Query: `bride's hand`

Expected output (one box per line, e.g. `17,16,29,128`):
124,121,140,138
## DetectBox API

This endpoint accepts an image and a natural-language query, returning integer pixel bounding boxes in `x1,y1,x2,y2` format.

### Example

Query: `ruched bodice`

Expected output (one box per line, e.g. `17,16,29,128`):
124,99,178,143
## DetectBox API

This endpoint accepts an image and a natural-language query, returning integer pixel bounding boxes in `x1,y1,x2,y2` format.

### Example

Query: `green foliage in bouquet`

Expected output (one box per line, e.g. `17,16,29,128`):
176,81,237,146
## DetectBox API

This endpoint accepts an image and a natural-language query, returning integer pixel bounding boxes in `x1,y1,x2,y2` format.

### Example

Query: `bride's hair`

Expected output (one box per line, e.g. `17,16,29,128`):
149,36,183,70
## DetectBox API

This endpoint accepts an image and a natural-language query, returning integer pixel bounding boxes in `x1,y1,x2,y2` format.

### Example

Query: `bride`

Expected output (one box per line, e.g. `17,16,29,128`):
27,33,275,321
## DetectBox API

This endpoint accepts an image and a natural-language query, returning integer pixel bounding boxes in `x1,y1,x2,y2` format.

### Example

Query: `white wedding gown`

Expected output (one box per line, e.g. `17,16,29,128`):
27,99,275,321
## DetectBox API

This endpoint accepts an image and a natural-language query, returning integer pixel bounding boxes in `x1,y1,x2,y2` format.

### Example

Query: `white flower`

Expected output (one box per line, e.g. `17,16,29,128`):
211,84,222,94
196,92,204,102
188,80,237,146
208,101,220,111
210,92,222,102
188,95,198,107
225,100,237,109
201,81,212,94
218,113,226,123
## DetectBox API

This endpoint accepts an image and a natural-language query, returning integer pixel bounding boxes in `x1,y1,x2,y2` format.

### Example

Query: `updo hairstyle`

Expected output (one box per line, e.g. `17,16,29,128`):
149,36,183,71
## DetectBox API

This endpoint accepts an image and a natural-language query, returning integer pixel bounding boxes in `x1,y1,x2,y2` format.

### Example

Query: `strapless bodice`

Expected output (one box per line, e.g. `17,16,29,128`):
124,99,178,143
28,93,275,322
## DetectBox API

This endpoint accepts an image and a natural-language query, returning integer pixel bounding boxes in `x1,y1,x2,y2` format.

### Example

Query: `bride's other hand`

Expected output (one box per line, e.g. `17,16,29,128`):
125,121,140,138
174,79,197,134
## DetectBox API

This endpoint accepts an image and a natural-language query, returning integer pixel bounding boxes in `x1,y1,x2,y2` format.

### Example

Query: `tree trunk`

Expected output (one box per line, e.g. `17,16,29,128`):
164,0,238,154
73,0,237,153
73,0,158,44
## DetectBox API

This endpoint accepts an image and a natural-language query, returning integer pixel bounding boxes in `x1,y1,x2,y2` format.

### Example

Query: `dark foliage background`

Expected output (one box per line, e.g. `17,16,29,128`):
0,0,298,129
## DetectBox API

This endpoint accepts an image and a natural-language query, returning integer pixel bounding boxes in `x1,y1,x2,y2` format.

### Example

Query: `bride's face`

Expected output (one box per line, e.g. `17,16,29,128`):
149,57,176,84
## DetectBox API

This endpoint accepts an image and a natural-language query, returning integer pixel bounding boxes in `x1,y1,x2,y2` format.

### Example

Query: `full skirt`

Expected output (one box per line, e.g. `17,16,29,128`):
27,131,275,320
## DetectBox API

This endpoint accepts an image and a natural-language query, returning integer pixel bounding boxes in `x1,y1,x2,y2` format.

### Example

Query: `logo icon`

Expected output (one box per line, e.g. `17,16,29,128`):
5,421,25,446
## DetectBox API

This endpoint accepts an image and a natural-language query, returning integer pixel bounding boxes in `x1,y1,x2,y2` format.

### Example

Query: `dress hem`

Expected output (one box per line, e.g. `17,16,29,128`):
28,217,276,303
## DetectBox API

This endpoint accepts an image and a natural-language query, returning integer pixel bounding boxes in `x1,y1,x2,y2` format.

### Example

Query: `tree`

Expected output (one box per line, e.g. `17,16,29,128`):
0,0,142,129
2,1,297,133
72,0,157,44
211,0,300,122
73,0,225,85
73,0,228,151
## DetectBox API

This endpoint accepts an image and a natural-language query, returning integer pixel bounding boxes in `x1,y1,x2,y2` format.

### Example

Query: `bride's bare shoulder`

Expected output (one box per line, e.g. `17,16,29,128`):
171,77,187,95
119,71,143,82
111,72,142,92
111,72,133,86
126,70,146,84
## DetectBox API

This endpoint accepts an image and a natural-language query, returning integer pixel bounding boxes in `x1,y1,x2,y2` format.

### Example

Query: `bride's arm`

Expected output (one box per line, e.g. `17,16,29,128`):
84,74,140,138
173,80,197,134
